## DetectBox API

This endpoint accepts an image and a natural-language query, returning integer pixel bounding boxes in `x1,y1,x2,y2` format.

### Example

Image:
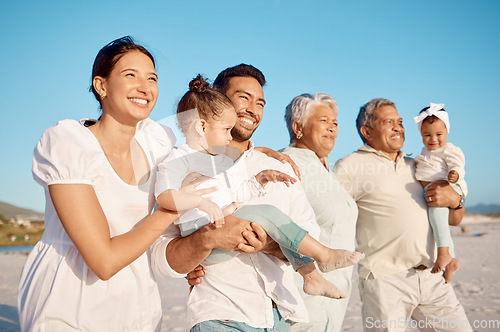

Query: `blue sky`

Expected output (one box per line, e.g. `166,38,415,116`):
1,0,499,212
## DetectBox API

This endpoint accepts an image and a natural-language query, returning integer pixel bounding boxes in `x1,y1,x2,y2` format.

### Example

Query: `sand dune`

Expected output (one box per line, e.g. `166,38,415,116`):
1,216,499,331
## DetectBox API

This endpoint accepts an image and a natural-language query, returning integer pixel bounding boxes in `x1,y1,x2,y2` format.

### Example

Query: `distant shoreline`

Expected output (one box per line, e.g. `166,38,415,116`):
0,245,34,252
1,215,499,249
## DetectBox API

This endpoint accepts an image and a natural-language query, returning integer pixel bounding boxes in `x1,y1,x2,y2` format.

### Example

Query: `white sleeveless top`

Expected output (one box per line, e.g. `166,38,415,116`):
18,118,175,331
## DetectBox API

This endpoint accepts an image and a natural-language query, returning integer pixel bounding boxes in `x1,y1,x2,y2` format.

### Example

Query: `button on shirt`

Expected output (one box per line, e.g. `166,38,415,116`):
151,142,319,329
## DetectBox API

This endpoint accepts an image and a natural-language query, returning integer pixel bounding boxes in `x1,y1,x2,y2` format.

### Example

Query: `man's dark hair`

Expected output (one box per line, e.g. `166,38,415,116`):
213,64,266,94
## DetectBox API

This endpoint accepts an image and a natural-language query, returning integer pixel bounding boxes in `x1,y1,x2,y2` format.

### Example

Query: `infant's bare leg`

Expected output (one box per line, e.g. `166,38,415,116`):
297,235,364,273
431,246,453,274
298,262,347,299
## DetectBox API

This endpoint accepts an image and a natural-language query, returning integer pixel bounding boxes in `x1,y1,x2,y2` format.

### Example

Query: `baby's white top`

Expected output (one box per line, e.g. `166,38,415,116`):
414,142,468,196
155,144,264,224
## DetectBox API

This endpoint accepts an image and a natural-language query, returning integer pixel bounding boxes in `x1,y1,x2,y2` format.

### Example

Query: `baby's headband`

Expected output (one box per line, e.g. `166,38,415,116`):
413,102,450,134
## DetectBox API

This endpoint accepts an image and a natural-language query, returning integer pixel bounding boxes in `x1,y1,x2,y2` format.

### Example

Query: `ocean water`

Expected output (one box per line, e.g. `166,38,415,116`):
0,246,33,253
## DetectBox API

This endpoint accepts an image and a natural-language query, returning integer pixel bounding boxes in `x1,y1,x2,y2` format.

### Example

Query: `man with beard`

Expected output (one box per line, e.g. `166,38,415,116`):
152,64,320,331
334,98,471,331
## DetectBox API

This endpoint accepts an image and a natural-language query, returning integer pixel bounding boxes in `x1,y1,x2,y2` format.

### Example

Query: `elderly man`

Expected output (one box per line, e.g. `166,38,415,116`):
152,64,321,331
334,98,471,331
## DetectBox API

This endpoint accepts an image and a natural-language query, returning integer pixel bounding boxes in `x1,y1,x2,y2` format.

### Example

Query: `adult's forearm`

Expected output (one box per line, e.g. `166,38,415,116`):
449,207,465,226
164,214,267,274
165,227,214,274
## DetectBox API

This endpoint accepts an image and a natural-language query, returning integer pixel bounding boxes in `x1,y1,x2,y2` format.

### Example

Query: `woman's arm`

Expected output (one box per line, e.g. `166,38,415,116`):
157,189,202,212
50,183,178,280
157,189,224,226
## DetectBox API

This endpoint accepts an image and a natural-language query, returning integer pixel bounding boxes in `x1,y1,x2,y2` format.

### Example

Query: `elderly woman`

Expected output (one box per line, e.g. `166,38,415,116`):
282,93,357,332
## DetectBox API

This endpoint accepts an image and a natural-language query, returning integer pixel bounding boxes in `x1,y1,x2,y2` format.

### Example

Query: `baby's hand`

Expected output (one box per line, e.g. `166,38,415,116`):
255,170,297,188
448,170,459,183
198,198,224,228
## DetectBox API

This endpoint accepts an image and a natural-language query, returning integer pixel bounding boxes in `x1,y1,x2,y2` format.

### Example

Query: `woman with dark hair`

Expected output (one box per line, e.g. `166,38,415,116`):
17,36,180,331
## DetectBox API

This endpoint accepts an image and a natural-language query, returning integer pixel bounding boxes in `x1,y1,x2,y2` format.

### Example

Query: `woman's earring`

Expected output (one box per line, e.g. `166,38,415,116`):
296,133,303,139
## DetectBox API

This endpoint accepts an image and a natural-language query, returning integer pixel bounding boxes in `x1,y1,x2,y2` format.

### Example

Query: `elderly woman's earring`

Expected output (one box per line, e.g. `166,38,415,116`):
296,133,303,140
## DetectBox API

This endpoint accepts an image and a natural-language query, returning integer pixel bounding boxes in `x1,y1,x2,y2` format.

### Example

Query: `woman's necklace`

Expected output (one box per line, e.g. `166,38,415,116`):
95,125,136,185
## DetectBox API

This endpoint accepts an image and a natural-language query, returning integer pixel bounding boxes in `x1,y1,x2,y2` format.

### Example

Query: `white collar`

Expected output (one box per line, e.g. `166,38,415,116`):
359,144,406,163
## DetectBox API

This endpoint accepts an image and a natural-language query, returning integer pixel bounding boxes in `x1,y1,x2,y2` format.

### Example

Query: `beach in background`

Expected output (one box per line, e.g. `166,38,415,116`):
1,216,499,331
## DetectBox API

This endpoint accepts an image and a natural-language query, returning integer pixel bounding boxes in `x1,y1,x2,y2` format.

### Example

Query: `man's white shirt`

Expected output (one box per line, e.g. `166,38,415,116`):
151,142,320,329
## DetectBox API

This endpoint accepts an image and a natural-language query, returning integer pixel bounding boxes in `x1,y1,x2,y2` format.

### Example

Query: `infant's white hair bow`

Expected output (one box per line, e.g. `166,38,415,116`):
413,102,450,134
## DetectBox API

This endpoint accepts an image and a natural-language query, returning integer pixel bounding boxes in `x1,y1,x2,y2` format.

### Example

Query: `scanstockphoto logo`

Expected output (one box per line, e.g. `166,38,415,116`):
132,111,195,193
365,316,500,330
300,173,377,196
155,111,188,146
150,110,247,194
132,112,188,192
335,160,391,177
335,177,376,195
331,161,391,195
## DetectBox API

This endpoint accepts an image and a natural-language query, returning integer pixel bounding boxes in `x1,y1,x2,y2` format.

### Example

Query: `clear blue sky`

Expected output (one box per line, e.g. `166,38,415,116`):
1,0,499,212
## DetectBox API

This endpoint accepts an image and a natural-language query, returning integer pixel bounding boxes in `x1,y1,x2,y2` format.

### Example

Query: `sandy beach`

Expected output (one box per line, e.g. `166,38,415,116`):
1,216,499,331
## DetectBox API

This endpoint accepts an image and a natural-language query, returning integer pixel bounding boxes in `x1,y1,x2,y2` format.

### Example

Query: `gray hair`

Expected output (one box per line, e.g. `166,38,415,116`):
284,93,339,143
356,98,396,143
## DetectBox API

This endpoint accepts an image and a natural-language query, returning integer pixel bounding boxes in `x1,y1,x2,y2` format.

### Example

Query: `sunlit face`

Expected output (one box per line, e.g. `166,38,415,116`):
99,51,158,124
224,76,266,141
297,104,338,159
204,106,237,153
420,117,448,150
363,105,405,159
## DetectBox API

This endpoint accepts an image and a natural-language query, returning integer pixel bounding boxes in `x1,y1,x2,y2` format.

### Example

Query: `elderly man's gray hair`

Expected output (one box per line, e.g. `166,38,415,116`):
356,98,396,143
284,93,339,143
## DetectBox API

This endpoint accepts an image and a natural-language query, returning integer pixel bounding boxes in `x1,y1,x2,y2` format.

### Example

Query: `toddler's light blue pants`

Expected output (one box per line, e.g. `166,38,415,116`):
424,183,463,257
181,204,314,269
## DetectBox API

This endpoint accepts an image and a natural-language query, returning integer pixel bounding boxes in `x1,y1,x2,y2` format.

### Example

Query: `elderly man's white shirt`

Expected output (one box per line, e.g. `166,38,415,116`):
151,142,319,329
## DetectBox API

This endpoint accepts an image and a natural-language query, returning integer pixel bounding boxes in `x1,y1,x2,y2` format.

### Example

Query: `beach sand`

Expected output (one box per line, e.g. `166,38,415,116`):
1,216,499,331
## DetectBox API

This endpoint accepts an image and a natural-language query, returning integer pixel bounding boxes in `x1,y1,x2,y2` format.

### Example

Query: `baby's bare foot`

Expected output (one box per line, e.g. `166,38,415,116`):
302,271,347,299
317,250,364,273
443,259,460,283
431,249,453,274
